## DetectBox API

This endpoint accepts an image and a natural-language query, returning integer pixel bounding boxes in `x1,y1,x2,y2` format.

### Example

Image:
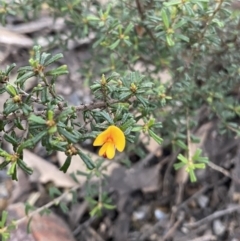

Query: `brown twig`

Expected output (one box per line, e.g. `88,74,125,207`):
135,0,156,43
185,204,240,228
0,97,134,121
177,177,228,212
160,212,185,241
13,184,81,227
208,161,240,184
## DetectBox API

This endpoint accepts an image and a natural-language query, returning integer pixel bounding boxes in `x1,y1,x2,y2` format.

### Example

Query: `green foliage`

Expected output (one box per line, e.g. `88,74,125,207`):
174,149,209,182
0,0,239,238
0,211,16,241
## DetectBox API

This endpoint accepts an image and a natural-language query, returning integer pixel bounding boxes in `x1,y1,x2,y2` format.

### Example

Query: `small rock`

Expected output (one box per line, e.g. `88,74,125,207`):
197,195,209,209
213,219,226,236
154,208,167,221
132,205,149,221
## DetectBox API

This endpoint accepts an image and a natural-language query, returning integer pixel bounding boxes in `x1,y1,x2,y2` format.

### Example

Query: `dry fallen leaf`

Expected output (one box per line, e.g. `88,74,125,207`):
0,27,33,47
108,162,161,194
23,150,76,188
8,203,76,241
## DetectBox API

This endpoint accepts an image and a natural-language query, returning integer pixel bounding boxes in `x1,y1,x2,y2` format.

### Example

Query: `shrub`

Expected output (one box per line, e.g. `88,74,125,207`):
0,0,239,239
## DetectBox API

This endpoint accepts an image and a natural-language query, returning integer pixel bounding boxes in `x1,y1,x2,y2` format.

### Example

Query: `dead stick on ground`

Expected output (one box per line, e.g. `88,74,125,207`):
208,161,240,184
185,205,240,229
159,212,184,241
187,234,217,241
13,184,81,227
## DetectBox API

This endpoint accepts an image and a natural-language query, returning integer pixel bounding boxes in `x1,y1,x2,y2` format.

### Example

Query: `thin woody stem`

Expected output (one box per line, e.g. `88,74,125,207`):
13,185,80,227
0,95,138,121
0,97,135,121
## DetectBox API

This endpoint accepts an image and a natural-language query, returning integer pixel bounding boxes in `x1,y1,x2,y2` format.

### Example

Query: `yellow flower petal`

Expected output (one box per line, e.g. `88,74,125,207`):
99,142,115,159
106,142,115,159
99,142,108,156
94,125,126,159
93,128,110,146
109,126,125,152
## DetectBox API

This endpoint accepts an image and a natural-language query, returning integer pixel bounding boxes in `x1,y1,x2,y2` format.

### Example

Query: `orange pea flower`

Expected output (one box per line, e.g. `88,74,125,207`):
93,125,126,159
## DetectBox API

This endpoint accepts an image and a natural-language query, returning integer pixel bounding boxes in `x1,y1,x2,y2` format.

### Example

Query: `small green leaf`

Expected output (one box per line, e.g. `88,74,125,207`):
40,52,51,65
0,161,10,169
59,202,69,213
58,127,79,143
5,84,18,97
3,102,19,115
17,140,34,153
44,53,64,66
49,186,62,198
0,120,5,131
4,133,18,146
166,34,175,46
32,130,48,145
28,114,46,125
103,203,116,210
70,173,79,183
177,153,188,164
70,190,78,204
121,118,135,131
161,9,169,28
48,125,57,134
136,95,148,106
87,15,100,21
7,221,16,231
90,205,101,217
6,63,16,75
25,202,35,216
197,156,209,163
190,134,200,143
39,208,51,216
16,71,35,85
0,210,8,228
188,169,197,182
17,159,33,175
45,65,68,76
78,151,95,170
14,118,25,130
109,39,120,50
173,19,187,29
97,111,114,124
130,125,142,132
164,0,181,6
119,92,131,100
85,196,98,205
27,217,33,234
0,149,10,158
76,170,89,176
173,162,186,170
175,140,188,150
17,66,33,72
175,34,189,42
192,148,202,160
194,163,206,169
7,162,17,180
22,103,33,115
2,233,10,241
59,156,71,173
148,129,163,145
90,83,101,91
